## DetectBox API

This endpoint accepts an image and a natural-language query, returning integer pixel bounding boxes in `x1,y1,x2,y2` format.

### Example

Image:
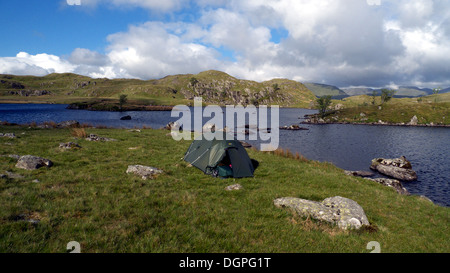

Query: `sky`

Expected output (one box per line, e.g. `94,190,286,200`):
0,0,449,88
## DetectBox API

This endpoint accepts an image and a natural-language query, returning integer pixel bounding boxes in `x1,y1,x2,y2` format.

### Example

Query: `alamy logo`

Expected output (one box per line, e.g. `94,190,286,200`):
170,97,280,151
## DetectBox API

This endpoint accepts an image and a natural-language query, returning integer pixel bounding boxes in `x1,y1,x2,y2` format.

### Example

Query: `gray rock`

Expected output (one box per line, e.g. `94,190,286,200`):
370,156,417,181
164,121,182,131
85,134,116,142
0,133,16,138
120,115,132,120
364,177,410,195
418,195,434,204
57,120,80,128
2,171,25,179
225,184,243,191
15,155,53,170
274,196,369,230
408,115,418,126
344,170,375,177
279,124,309,130
126,165,163,180
59,142,82,150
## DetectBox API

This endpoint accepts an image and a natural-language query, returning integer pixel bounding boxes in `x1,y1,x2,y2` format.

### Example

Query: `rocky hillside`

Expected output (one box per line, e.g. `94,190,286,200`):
0,71,316,108
303,82,348,98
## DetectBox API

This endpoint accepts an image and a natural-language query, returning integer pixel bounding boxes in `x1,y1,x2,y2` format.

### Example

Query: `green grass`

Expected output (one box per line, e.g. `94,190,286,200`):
329,93,450,125
0,126,449,253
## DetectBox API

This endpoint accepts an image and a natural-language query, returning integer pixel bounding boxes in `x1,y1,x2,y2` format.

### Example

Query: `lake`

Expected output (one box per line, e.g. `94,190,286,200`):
1,103,449,206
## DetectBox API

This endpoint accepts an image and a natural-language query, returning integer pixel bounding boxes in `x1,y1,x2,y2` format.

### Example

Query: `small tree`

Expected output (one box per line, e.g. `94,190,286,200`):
119,94,128,111
371,90,377,105
316,95,332,118
432,87,441,103
380,89,395,105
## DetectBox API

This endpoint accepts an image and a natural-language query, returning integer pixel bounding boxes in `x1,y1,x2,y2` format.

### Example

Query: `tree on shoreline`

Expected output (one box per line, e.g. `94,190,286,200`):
380,89,395,105
316,95,332,118
119,94,128,111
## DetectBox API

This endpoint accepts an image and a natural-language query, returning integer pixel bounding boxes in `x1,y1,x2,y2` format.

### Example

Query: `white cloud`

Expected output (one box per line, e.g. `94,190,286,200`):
2,0,450,88
0,52,76,76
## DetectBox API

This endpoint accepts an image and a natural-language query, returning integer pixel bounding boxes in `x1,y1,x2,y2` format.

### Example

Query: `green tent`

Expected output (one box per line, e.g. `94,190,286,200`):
184,133,255,178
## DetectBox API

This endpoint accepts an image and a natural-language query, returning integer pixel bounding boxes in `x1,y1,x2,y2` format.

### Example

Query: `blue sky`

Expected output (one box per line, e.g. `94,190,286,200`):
1,0,449,88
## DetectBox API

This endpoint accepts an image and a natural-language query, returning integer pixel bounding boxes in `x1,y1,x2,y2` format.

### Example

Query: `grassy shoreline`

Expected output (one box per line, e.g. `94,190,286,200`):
1,125,448,253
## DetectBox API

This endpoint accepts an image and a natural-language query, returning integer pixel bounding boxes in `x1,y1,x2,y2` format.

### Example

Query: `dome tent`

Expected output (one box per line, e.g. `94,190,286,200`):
184,132,255,178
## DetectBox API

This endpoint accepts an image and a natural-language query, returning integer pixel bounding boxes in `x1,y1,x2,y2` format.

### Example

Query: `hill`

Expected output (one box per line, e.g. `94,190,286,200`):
315,93,450,125
343,86,449,98
304,82,348,98
0,71,316,108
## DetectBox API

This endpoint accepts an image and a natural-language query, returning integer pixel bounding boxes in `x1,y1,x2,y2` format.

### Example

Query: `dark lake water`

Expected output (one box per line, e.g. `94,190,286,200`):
1,103,449,206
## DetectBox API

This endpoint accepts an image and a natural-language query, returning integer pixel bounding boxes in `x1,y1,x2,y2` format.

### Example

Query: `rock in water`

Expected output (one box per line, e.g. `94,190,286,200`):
126,165,163,180
274,196,369,230
370,156,417,181
364,177,410,195
120,115,132,120
15,155,53,170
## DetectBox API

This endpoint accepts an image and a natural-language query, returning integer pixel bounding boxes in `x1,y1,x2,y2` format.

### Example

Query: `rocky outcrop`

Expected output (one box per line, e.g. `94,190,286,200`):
344,170,374,177
59,142,81,150
15,155,53,170
8,90,52,96
279,124,309,130
370,156,417,181
126,165,163,180
274,196,369,230
364,177,410,195
408,115,418,126
85,134,116,142
0,133,16,138
164,121,182,131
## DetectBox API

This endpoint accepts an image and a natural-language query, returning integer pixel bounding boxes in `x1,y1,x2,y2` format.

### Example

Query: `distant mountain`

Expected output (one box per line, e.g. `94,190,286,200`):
343,86,450,98
303,82,348,98
342,87,376,96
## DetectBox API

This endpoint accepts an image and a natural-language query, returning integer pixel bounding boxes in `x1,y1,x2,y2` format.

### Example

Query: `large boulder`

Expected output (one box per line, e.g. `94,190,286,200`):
126,165,163,180
370,156,417,181
15,155,53,170
274,196,369,230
